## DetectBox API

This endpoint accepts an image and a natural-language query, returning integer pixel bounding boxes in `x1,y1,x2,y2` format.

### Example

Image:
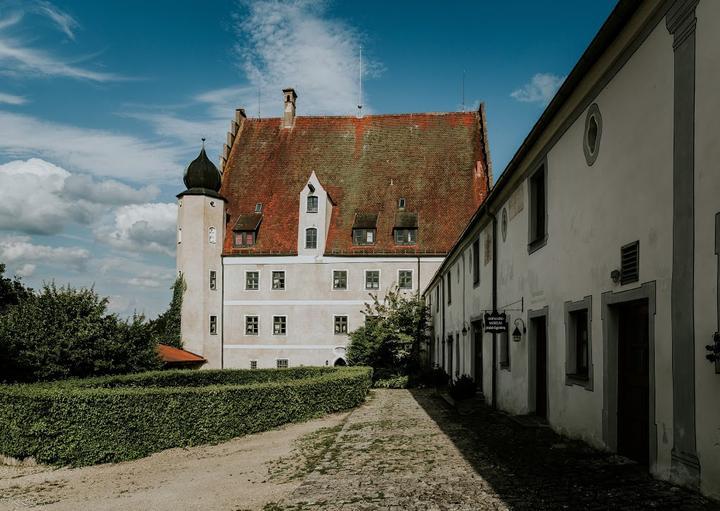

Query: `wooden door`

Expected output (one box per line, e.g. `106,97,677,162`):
617,301,650,465
535,317,548,419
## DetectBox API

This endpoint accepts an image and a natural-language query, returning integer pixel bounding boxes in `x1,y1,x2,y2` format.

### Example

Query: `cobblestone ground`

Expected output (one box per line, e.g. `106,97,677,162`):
266,389,719,511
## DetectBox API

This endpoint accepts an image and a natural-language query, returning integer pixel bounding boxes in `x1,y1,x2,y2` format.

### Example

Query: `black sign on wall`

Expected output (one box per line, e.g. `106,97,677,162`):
484,312,508,333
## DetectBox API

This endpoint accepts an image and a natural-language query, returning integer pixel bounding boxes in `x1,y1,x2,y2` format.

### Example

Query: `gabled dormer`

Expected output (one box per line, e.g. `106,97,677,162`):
298,172,333,256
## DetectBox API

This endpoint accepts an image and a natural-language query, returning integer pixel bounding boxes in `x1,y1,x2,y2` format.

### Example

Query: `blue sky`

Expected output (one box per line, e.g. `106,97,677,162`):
0,0,616,317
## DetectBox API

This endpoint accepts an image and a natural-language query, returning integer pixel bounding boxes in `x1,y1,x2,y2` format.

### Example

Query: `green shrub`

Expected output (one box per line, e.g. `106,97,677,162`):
0,366,371,466
449,374,476,400
373,375,409,389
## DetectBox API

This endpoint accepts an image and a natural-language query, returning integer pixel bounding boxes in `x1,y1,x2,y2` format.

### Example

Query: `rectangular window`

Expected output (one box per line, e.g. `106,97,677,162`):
273,316,286,335
365,270,380,290
565,297,592,389
277,359,289,369
620,241,640,285
333,270,347,290
210,315,217,335
234,231,255,247
307,195,318,213
334,315,348,334
272,270,285,290
246,271,259,290
499,331,510,369
394,228,417,245
353,229,376,245
250,360,258,370
573,311,589,377
529,164,547,249
305,228,317,249
472,238,480,285
436,285,439,312
447,274,452,304
398,270,413,290
245,316,258,336
210,270,217,290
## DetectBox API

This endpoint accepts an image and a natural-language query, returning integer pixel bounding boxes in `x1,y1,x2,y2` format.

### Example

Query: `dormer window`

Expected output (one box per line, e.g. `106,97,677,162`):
394,229,417,245
255,203,263,213
353,229,375,245
398,198,406,210
232,213,262,248
394,211,418,245
352,212,378,246
234,231,255,247
307,195,318,213
305,227,317,249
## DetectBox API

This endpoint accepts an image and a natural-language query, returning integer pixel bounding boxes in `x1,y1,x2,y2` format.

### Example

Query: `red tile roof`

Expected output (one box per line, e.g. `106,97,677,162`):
157,344,206,365
221,110,491,256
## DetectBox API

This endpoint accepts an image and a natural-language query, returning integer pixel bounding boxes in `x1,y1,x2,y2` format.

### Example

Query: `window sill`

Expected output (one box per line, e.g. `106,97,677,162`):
565,373,592,390
499,363,510,371
527,234,548,255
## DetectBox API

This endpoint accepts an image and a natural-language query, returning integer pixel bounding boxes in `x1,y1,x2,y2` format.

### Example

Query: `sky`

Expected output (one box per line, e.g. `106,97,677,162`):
0,0,616,317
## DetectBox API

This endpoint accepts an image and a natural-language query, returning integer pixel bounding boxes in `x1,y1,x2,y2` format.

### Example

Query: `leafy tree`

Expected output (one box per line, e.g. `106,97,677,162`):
347,287,429,376
148,275,185,348
0,283,161,383
0,263,32,314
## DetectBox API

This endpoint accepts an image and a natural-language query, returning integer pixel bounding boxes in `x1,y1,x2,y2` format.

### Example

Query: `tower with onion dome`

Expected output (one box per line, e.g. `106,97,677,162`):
176,140,225,368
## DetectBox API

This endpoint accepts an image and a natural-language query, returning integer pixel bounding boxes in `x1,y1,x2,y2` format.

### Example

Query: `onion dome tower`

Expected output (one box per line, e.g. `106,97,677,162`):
180,139,223,198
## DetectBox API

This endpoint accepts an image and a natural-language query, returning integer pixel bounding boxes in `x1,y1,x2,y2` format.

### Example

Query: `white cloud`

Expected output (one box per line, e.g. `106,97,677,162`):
0,112,183,181
15,263,35,277
127,277,161,288
511,73,565,105
98,203,178,256
0,91,26,104
0,158,160,235
0,235,89,270
233,0,379,116
34,1,79,40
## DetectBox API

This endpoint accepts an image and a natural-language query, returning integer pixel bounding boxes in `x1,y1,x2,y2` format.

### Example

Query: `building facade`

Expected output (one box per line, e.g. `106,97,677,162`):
424,0,720,499
177,90,491,371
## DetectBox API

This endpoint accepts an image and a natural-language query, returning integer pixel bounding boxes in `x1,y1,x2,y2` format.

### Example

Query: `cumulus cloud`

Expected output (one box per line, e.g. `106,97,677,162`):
98,203,178,256
15,263,35,277
0,235,89,270
0,158,160,235
511,73,565,105
0,91,26,104
127,277,162,288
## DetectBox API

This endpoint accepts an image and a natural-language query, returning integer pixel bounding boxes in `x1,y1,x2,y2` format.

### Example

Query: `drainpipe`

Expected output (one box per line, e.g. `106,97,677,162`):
488,209,498,409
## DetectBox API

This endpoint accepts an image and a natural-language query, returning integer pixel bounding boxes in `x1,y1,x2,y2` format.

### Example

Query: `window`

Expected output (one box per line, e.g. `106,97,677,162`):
620,241,639,285
334,315,348,334
273,316,287,335
276,359,289,369
272,271,285,290
246,271,259,290
501,207,508,242
583,103,602,166
177,227,182,244
234,231,255,247
529,164,547,250
398,198,406,209
208,226,217,244
472,238,480,285
398,270,413,290
565,297,592,389
447,274,452,304
210,270,217,290
255,203,263,213
353,228,376,245
394,228,417,245
499,331,510,369
333,270,347,290
365,270,380,290
210,315,217,335
305,228,317,249
435,285,439,312
250,360,258,370
245,316,258,336
307,196,318,213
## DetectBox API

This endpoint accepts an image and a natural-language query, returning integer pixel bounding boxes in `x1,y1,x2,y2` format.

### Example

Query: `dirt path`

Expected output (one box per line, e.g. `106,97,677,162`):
0,412,349,511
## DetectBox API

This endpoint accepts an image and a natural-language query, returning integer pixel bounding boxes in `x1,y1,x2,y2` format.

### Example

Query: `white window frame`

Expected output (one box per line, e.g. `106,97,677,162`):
271,270,286,290
209,315,218,335
250,360,258,370
333,315,349,335
398,269,414,290
307,195,318,213
209,270,217,290
332,269,349,291
245,270,260,291
272,315,287,336
244,315,259,336
364,269,381,290
276,359,289,369
305,227,318,249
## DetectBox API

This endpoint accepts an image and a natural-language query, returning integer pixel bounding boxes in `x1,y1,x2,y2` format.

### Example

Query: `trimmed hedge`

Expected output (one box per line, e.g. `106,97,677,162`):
0,366,371,466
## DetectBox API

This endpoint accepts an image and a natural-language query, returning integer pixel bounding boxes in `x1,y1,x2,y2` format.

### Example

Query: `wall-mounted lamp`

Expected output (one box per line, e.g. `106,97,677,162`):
512,318,526,343
610,269,620,283
308,183,316,193
461,321,470,336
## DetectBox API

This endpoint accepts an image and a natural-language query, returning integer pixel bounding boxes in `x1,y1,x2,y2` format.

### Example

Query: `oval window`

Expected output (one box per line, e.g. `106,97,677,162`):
583,103,602,166
501,208,508,242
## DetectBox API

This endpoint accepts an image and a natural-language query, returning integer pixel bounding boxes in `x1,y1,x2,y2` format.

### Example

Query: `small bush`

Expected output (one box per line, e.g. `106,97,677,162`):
449,374,477,400
0,366,372,466
373,375,409,389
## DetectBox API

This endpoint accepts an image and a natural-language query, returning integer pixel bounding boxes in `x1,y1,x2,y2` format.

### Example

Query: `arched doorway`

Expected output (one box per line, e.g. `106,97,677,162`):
334,358,347,367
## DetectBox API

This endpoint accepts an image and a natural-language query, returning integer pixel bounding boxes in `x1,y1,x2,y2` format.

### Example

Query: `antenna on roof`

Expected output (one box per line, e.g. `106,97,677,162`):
257,87,261,119
201,137,206,149
461,70,465,112
357,45,363,118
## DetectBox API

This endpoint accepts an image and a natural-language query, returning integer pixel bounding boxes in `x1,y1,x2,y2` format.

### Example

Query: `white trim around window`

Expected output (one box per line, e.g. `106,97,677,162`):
243,314,259,336
272,315,288,336
397,269,414,290
244,269,261,291
332,269,349,291
333,315,349,335
271,270,286,291
364,269,381,291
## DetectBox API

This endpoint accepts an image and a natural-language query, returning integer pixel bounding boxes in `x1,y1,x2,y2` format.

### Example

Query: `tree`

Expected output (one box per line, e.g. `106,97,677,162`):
0,283,161,383
147,275,185,348
0,263,32,314
346,287,429,376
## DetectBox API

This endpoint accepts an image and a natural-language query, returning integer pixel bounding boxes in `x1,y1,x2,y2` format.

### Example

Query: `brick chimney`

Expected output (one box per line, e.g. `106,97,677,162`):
282,88,297,129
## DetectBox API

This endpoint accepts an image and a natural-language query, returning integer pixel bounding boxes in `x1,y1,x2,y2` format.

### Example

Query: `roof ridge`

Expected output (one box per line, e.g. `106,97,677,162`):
242,110,480,122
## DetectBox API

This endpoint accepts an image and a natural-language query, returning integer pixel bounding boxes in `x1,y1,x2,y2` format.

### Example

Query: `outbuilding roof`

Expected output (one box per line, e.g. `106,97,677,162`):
221,110,491,256
157,344,206,366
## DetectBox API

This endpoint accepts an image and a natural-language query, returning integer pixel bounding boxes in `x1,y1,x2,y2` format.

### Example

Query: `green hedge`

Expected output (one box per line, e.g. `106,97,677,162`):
0,366,371,466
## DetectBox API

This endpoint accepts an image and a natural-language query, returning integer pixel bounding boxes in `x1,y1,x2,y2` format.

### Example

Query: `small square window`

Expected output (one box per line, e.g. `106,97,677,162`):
246,271,259,290
333,270,347,290
250,360,258,370
272,271,285,290
210,315,217,335
307,196,318,213
334,316,348,334
245,316,258,335
365,270,380,290
305,228,317,249
273,316,287,335
210,270,217,290
399,270,413,290
276,359,289,369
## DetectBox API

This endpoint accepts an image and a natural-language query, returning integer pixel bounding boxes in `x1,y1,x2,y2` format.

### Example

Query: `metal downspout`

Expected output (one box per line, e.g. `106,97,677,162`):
489,209,498,409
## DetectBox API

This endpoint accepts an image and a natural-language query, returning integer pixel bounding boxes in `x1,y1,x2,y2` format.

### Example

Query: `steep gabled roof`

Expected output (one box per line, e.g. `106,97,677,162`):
221,110,491,256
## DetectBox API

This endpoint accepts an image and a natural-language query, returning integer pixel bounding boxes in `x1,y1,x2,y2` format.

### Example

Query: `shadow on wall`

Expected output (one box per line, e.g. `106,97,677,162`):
407,389,716,510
